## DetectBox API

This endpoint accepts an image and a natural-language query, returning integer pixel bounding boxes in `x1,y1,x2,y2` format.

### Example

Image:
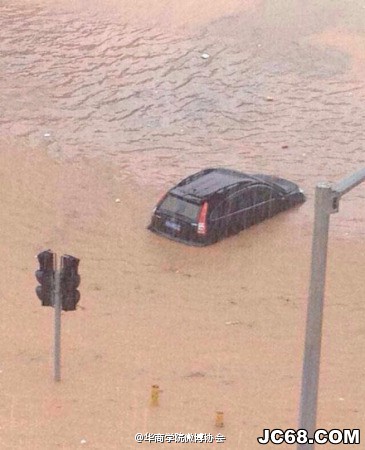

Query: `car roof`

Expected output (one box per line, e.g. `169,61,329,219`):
252,174,299,194
170,168,261,201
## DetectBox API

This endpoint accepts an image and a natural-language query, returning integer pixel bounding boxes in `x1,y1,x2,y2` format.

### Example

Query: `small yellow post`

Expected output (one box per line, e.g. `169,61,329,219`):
150,385,159,406
215,411,224,427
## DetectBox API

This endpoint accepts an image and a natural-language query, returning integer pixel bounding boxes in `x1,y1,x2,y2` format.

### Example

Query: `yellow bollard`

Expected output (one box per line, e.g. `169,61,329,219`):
150,385,159,406
215,411,224,427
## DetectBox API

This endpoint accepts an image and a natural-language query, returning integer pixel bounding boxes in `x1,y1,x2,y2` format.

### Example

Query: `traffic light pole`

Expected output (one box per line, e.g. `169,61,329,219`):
54,269,62,382
35,250,80,382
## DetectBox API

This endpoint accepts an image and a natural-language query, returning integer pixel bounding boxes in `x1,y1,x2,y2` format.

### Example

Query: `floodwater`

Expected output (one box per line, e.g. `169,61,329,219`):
0,0,365,219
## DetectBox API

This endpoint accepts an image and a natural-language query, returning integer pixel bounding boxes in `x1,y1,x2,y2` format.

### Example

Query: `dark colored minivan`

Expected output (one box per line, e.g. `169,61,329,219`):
148,168,305,246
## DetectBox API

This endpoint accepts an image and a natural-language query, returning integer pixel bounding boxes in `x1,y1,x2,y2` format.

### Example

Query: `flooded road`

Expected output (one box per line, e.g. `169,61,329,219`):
0,0,364,234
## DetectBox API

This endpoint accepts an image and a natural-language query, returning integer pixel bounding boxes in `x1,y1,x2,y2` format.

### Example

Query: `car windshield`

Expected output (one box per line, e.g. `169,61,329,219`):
159,195,201,221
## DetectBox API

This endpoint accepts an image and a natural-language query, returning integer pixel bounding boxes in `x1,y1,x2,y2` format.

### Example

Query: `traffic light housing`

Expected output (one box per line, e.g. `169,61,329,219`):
60,255,80,311
35,250,55,306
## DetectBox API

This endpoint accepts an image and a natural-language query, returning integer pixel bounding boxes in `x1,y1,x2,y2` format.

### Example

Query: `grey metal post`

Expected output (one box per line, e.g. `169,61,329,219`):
297,183,333,449
297,168,365,449
54,269,61,382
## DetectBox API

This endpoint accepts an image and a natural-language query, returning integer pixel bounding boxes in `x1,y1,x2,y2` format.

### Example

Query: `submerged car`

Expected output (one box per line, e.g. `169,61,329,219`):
148,168,306,246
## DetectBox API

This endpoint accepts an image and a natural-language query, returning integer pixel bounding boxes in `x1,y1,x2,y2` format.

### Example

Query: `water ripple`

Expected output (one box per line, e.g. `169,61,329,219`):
0,2,364,212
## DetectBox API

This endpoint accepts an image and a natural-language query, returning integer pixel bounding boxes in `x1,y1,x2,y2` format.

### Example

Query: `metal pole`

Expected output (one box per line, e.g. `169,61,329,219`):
297,183,333,449
332,167,365,198
54,268,61,382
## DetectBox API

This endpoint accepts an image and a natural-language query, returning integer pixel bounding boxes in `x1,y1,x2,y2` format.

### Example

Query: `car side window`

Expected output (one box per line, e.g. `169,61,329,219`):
254,186,278,203
227,189,255,213
226,196,239,214
210,202,226,219
239,189,255,209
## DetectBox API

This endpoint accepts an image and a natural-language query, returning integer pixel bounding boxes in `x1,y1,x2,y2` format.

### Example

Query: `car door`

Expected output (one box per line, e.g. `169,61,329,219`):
252,185,282,222
209,198,233,238
225,188,256,231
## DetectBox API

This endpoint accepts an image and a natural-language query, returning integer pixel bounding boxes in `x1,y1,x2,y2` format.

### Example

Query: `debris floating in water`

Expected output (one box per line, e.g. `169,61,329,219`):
150,384,159,407
215,411,224,427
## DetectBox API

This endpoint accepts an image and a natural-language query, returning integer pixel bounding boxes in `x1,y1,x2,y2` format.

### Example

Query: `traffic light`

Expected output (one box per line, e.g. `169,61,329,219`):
35,250,55,306
60,255,80,311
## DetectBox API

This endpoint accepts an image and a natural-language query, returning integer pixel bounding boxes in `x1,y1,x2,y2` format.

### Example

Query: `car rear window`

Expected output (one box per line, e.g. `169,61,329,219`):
159,195,201,221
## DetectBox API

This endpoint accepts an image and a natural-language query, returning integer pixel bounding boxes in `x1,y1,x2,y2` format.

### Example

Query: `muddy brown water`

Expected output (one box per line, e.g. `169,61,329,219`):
1,0,364,239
